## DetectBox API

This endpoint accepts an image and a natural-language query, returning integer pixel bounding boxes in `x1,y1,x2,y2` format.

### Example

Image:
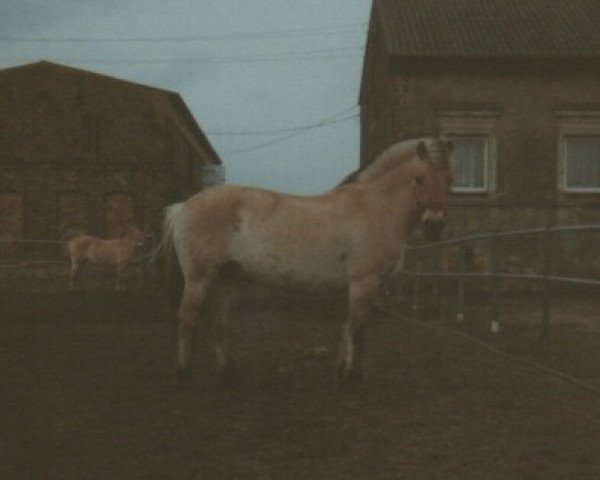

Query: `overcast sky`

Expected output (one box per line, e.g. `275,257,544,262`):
0,0,372,195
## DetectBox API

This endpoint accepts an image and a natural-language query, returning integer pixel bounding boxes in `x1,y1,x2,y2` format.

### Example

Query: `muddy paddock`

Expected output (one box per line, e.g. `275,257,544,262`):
2,291,600,479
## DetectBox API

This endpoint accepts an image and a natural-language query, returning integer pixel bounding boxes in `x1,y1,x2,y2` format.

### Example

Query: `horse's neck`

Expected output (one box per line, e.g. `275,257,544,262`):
366,160,416,203
362,161,422,237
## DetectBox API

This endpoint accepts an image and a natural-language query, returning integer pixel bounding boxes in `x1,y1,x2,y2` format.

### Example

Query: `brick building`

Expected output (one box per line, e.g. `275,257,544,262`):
0,61,221,250
360,0,600,276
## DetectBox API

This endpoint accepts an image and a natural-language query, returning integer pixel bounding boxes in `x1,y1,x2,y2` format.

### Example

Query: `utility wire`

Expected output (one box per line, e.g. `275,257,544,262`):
0,49,363,66
208,105,359,136
221,112,358,156
0,23,367,43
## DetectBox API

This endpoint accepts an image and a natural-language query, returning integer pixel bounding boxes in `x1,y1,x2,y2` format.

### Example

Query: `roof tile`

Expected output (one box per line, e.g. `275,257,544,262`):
376,0,600,57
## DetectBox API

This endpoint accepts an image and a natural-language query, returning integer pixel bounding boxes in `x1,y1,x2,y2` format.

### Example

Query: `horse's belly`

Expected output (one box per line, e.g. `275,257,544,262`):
230,240,347,289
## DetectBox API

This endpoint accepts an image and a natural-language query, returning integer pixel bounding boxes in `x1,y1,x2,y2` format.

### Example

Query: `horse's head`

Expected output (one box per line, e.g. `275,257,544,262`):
412,138,454,241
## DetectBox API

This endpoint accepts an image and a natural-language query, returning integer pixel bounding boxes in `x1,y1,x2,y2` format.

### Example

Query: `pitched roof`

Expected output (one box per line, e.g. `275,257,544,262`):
375,0,600,57
2,60,170,94
1,61,221,165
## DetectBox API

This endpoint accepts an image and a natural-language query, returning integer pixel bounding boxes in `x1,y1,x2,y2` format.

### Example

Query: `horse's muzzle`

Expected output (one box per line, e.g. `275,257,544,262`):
423,219,445,241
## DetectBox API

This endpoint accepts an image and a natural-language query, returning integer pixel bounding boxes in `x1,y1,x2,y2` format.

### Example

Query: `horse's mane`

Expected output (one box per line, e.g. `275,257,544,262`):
337,137,451,188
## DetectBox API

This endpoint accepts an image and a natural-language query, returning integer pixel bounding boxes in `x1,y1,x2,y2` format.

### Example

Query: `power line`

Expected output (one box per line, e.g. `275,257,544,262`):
0,49,363,66
221,112,358,156
0,23,367,43
208,106,359,136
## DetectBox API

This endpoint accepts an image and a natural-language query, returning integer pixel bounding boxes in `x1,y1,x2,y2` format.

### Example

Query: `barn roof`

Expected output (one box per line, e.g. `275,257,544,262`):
374,0,600,58
0,60,221,165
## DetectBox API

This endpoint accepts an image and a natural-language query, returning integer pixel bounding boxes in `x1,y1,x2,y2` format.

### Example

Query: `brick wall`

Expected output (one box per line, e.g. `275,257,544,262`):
0,62,218,289
360,26,600,279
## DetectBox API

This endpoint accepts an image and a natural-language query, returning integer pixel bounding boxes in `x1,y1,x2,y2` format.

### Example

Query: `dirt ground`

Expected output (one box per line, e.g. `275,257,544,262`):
2,291,600,479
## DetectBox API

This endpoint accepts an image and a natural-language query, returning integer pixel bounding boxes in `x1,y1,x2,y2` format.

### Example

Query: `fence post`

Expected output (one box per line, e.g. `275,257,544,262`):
456,244,466,323
412,259,421,316
491,234,500,334
541,225,552,338
432,249,440,319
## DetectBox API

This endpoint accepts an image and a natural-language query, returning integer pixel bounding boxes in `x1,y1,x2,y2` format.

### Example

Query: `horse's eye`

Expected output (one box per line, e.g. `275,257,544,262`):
415,175,423,185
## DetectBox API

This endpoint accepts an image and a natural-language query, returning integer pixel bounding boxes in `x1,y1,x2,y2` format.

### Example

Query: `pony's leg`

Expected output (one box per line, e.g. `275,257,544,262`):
176,277,212,383
337,275,380,381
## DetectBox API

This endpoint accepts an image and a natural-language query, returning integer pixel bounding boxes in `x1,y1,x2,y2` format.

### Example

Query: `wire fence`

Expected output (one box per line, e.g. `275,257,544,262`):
0,234,160,291
400,224,600,337
1,225,600,329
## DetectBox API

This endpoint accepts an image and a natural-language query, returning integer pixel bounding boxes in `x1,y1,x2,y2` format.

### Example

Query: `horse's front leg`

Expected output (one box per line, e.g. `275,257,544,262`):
337,274,380,382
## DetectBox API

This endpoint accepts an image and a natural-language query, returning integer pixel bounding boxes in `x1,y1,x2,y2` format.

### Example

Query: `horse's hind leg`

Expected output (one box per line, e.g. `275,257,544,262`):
176,276,213,383
211,278,237,377
337,275,379,381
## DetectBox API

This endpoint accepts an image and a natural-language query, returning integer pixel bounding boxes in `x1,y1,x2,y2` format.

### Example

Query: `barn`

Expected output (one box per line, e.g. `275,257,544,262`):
360,0,600,276
0,61,221,289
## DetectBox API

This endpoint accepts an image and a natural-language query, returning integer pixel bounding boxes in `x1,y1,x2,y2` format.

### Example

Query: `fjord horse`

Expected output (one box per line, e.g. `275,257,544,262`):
67,225,145,290
162,137,454,383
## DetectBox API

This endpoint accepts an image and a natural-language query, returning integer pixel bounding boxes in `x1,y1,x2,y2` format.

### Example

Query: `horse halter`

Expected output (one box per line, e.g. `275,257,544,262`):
412,172,447,242
421,208,445,242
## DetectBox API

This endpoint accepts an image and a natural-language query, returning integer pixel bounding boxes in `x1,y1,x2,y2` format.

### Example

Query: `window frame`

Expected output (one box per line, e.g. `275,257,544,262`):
557,112,600,194
440,111,498,195
446,134,491,193
560,134,600,193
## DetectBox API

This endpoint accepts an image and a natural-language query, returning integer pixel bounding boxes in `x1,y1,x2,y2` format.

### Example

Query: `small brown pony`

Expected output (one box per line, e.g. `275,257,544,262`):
67,225,145,291
161,137,454,383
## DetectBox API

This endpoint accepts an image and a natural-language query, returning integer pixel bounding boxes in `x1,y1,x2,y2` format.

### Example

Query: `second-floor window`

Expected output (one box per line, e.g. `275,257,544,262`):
557,111,600,194
562,135,600,192
440,111,498,194
450,135,489,192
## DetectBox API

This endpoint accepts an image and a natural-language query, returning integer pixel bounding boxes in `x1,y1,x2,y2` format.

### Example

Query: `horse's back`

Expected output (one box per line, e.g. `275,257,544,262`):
174,184,400,288
191,186,356,286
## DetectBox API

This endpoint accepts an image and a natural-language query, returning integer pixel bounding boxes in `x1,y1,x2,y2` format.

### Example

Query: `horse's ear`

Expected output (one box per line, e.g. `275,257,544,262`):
416,141,429,160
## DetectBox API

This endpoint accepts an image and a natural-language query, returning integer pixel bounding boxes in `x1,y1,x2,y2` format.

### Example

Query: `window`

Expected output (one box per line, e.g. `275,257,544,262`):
440,111,498,194
557,110,600,193
450,135,489,192
561,135,600,192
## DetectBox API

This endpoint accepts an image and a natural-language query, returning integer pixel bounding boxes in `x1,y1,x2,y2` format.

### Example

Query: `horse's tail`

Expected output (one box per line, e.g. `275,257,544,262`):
159,202,184,282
